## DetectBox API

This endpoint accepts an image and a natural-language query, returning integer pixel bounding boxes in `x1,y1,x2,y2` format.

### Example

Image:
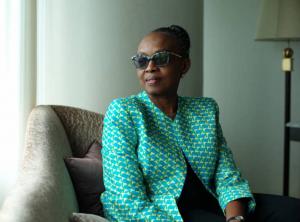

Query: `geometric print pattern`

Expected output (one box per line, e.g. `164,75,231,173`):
101,91,255,221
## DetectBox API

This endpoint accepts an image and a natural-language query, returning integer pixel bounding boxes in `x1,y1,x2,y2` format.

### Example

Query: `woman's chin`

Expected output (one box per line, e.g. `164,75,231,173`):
144,87,164,97
144,88,177,99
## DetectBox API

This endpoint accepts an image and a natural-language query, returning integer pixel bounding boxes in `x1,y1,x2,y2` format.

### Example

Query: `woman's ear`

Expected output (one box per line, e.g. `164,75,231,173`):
181,59,191,75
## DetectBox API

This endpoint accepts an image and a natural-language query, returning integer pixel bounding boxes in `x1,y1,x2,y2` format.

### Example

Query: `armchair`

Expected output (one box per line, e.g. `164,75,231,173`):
0,105,107,222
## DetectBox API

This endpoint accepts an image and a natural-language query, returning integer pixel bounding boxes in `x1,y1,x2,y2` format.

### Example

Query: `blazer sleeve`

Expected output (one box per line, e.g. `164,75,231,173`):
213,101,256,214
100,99,178,221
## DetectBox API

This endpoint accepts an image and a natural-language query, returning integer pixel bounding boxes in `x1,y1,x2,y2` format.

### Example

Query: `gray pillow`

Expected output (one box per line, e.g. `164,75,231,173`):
64,141,105,216
70,213,108,222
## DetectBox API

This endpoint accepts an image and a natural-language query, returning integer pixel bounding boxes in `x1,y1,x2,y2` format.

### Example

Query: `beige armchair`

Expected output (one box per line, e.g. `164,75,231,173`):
0,105,106,222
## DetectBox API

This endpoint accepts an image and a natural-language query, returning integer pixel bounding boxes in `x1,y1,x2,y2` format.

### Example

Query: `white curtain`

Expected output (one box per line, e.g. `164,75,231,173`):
0,0,36,206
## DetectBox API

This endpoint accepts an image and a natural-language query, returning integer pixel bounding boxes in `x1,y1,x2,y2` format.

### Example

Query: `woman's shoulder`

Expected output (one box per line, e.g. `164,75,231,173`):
180,96,219,118
180,96,218,108
106,92,143,113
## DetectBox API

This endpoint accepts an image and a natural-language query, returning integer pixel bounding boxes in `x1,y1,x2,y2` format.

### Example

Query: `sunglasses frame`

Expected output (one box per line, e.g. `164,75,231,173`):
131,50,183,69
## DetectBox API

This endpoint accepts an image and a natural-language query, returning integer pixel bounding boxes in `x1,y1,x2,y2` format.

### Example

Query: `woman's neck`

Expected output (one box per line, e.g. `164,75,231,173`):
148,93,178,119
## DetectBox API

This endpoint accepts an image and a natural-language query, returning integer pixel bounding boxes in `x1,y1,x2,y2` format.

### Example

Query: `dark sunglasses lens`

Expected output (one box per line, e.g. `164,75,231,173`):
153,52,169,66
133,55,148,69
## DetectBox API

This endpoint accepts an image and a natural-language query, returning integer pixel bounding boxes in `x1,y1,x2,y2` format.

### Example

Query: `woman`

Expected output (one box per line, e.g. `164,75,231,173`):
100,25,300,222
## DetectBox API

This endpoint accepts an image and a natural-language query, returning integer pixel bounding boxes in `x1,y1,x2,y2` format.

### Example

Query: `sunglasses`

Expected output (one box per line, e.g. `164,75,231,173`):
131,51,183,69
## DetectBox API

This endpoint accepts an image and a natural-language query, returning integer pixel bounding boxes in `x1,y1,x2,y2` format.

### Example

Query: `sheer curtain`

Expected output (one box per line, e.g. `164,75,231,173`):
0,0,36,206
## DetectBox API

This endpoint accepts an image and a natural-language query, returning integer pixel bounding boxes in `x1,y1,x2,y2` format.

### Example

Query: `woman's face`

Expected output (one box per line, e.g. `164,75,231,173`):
136,32,189,97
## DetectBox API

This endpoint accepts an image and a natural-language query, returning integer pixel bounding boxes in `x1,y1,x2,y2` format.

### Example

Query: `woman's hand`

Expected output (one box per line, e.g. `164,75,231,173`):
225,199,247,221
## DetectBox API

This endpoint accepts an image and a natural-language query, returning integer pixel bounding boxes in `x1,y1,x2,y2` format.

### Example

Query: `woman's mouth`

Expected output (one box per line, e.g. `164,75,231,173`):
145,77,160,85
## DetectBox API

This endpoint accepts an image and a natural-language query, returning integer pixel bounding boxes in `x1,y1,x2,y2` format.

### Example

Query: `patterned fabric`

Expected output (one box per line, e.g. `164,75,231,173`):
101,91,255,221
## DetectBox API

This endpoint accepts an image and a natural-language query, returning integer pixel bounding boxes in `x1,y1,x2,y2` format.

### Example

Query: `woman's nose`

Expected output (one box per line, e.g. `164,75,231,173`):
145,60,158,72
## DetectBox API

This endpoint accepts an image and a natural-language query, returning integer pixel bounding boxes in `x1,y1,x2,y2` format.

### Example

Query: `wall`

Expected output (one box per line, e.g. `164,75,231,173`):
203,0,300,197
37,0,203,114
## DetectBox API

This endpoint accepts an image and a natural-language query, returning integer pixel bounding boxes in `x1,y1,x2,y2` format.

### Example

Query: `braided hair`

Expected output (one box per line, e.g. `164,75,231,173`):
152,25,190,58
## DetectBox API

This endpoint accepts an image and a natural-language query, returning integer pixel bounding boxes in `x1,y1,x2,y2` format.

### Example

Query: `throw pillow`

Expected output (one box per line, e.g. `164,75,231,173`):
64,141,105,216
70,213,108,222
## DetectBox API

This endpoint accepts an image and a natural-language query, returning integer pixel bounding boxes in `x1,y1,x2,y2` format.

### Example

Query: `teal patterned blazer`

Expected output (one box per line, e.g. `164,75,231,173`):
101,91,255,221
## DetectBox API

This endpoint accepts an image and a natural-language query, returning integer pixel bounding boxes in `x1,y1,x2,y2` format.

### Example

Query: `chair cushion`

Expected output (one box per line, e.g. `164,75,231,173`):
70,213,108,222
64,141,105,216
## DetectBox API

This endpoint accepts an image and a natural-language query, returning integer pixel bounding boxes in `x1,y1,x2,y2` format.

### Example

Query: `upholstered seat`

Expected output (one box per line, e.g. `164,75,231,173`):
0,105,105,222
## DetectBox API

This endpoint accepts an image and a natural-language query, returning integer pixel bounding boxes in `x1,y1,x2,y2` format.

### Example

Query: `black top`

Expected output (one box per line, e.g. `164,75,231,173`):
177,156,220,216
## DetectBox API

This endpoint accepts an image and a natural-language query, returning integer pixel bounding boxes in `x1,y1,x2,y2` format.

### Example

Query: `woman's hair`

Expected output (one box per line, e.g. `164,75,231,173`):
152,25,190,58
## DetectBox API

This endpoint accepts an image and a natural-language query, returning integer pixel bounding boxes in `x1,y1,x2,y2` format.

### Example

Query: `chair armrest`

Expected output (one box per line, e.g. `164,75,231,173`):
0,106,78,222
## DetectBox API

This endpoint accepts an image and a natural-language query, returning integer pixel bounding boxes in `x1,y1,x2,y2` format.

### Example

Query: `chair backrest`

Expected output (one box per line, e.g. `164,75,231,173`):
52,105,106,216
51,105,104,157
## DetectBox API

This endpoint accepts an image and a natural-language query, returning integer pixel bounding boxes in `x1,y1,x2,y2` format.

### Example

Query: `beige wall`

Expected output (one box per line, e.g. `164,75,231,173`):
204,0,300,197
37,0,203,114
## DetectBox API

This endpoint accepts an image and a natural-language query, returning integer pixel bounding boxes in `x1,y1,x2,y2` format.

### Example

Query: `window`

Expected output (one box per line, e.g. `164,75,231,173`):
0,0,29,204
